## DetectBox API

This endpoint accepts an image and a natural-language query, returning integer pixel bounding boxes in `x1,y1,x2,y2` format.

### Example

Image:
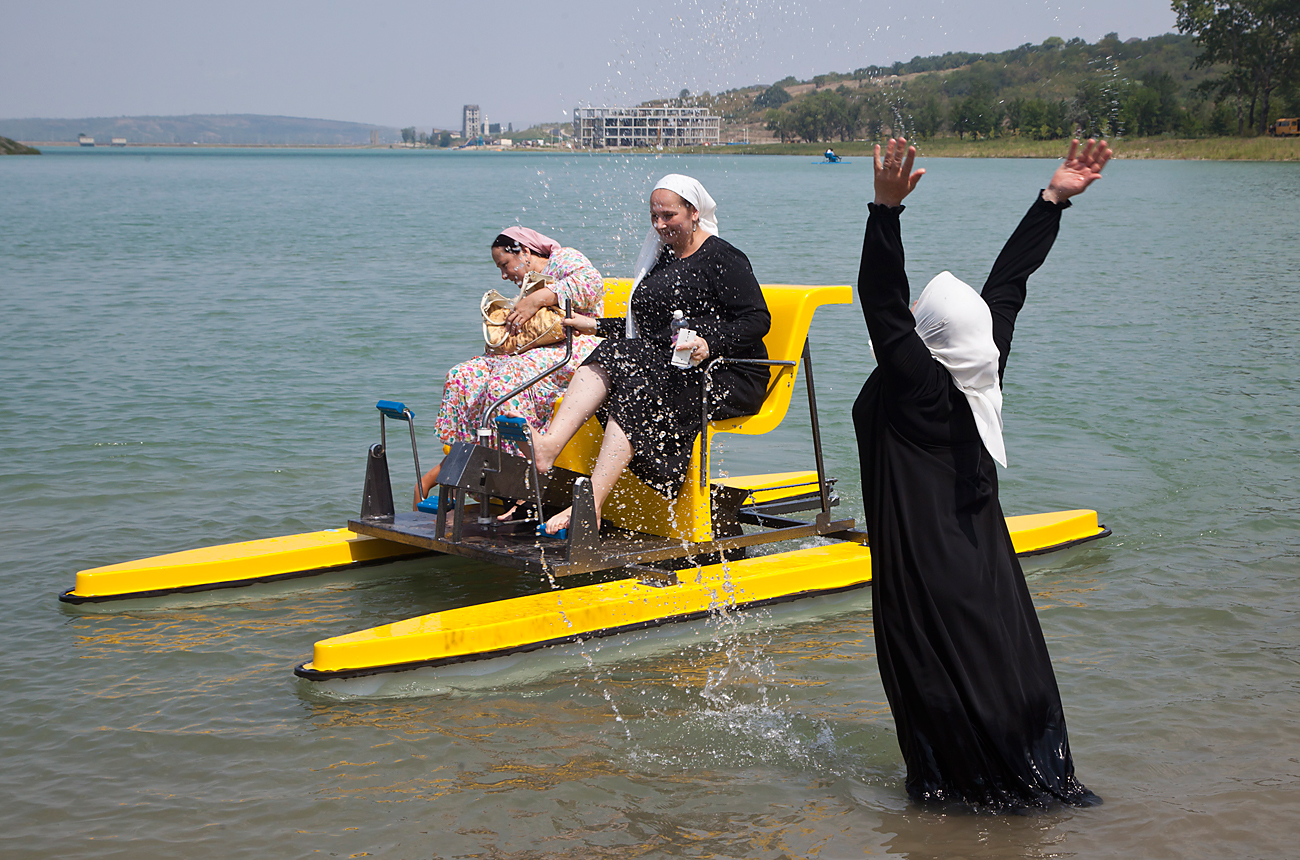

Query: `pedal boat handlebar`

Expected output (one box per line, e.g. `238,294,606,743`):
700,343,831,518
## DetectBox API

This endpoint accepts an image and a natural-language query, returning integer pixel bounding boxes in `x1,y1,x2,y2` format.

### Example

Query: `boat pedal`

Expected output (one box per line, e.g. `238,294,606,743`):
416,494,453,514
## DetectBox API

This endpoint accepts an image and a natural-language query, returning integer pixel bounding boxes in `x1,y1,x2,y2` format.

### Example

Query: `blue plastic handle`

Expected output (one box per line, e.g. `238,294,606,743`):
376,400,413,421
536,523,567,540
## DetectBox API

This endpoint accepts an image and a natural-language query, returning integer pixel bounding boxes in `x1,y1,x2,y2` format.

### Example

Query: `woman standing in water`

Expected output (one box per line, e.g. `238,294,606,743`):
855,137,1111,809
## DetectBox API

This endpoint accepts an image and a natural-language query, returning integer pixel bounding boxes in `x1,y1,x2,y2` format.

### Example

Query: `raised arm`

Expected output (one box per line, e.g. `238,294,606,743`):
859,139,947,391
983,138,1112,381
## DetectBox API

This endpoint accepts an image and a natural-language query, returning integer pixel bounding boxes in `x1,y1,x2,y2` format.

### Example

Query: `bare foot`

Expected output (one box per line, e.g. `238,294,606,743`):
497,502,521,521
522,423,557,474
544,507,571,534
415,462,442,510
543,507,603,535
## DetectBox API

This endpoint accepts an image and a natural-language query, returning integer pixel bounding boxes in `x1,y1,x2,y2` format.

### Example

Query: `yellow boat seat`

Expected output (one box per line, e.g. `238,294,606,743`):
552,278,851,543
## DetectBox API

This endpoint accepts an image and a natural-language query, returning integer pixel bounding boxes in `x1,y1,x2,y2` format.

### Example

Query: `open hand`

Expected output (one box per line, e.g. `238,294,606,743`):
1042,138,1112,204
873,138,925,207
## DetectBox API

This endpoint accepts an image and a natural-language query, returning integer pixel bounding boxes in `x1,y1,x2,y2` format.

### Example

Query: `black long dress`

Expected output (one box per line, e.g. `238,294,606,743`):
585,235,771,496
853,196,1099,810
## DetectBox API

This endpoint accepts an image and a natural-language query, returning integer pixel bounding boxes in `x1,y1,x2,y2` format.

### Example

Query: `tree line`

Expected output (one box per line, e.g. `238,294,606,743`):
400,127,453,146
750,7,1299,142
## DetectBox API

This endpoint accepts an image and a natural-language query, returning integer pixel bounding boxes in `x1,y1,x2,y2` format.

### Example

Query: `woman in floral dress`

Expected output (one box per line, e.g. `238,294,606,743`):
418,226,603,501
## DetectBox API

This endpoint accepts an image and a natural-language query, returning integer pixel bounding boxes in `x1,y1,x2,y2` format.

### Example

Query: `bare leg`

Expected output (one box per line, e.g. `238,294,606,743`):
544,418,634,534
414,459,443,509
526,364,611,472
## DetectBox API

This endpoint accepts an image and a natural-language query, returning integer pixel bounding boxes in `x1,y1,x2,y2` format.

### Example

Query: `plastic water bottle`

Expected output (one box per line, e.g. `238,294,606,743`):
670,309,697,368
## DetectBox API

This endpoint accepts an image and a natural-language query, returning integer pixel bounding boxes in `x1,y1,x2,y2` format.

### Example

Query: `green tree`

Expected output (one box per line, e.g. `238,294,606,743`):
1121,84,1161,134
953,86,997,138
1020,99,1069,139
1209,97,1240,133
764,109,797,143
790,90,853,141
1174,0,1300,134
400,127,416,143
1071,79,1124,137
1005,97,1025,134
439,131,451,147
911,95,945,139
1120,72,1182,135
754,85,792,110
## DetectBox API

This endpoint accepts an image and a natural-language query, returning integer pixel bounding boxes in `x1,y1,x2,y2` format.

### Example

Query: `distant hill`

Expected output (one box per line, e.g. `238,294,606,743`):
0,114,400,145
681,32,1300,143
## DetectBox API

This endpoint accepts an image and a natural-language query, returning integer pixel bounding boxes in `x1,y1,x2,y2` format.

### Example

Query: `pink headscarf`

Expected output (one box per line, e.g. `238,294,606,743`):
500,226,562,257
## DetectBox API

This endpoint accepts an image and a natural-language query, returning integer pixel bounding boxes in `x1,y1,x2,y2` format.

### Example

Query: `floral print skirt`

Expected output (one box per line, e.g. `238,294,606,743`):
433,335,600,452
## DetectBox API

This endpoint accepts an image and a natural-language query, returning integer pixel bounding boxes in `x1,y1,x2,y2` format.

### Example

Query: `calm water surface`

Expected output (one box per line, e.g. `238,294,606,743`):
2,148,1298,858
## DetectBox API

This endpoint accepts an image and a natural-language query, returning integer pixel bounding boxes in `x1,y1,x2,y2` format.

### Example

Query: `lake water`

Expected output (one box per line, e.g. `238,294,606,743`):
2,147,1298,859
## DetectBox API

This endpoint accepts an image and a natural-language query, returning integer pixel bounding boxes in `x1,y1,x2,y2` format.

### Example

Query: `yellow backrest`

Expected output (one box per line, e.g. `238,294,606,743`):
600,279,851,435
556,279,851,542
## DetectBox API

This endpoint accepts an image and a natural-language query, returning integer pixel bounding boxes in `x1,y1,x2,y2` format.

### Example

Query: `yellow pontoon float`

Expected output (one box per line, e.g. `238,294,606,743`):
61,281,1109,683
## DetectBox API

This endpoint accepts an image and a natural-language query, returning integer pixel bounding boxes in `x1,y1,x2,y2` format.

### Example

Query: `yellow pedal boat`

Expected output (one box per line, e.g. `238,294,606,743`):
61,281,1110,683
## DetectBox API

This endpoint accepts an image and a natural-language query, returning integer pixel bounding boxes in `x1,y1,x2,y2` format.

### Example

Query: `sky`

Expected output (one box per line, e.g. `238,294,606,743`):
2,0,1179,130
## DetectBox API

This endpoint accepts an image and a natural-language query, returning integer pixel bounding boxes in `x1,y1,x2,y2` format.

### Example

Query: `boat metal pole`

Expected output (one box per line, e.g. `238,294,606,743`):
802,341,831,516
699,357,797,491
406,419,422,506
700,365,712,490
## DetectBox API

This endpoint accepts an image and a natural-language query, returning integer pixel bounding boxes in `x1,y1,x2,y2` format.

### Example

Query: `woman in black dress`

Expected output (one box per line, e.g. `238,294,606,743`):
856,138,1111,809
526,174,770,534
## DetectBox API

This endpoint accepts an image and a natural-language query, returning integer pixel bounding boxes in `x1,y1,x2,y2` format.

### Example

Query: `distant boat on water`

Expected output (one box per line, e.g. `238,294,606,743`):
110,138,126,147
78,134,94,146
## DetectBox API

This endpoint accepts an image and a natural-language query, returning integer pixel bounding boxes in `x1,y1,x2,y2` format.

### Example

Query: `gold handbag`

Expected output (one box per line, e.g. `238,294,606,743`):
481,272,567,355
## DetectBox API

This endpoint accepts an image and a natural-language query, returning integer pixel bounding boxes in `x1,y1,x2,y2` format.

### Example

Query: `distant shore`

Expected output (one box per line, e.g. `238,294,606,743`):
18,136,1300,161
23,141,398,149
21,141,564,152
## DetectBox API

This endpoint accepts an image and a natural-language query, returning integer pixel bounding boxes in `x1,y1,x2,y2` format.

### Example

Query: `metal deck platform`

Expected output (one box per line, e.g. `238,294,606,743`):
348,508,858,578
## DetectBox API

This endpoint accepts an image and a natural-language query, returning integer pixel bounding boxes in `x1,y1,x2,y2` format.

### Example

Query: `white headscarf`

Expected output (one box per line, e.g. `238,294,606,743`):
625,174,719,337
911,271,1007,467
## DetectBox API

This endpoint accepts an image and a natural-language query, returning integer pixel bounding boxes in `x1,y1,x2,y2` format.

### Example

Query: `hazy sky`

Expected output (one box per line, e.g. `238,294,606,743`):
3,0,1178,129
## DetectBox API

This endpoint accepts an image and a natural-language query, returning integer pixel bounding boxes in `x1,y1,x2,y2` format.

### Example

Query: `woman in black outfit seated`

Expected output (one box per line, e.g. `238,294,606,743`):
856,137,1111,809
526,174,771,534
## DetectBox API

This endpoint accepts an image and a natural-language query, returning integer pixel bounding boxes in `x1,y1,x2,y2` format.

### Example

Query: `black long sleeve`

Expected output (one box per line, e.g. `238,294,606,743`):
981,194,1070,382
858,203,950,398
